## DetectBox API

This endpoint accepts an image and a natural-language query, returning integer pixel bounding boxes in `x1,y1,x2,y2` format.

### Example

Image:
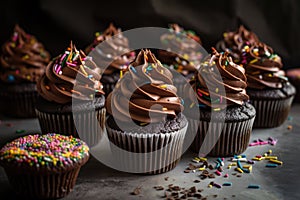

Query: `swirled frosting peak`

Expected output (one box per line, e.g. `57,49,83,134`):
216,25,259,62
0,24,50,83
159,24,203,74
106,49,184,123
38,42,104,104
188,48,249,110
241,42,286,89
85,23,135,75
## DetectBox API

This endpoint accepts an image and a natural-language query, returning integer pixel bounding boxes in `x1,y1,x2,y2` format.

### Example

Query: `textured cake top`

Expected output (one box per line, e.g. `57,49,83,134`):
0,133,89,168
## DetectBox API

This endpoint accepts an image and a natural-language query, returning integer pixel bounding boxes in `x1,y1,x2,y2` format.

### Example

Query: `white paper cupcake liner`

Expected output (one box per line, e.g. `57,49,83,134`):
106,123,188,174
188,117,255,157
36,108,106,147
250,96,294,128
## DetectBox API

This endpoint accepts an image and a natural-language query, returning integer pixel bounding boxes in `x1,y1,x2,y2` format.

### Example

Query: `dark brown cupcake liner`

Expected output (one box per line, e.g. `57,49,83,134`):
188,117,255,157
106,124,188,174
4,167,81,199
36,108,106,147
0,90,38,118
250,96,294,128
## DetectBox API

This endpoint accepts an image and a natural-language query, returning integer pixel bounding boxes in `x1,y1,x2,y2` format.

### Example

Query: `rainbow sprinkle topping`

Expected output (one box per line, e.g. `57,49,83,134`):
0,133,89,167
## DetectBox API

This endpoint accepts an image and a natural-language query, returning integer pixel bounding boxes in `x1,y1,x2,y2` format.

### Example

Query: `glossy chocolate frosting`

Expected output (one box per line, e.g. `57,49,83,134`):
85,23,135,75
37,42,104,104
187,48,249,109
216,25,259,62
106,49,184,123
0,25,50,83
242,42,287,90
159,24,203,75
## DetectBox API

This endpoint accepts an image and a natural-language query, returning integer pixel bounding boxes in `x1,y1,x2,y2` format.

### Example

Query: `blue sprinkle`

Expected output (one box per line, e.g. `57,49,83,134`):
237,160,243,169
7,75,15,82
241,155,246,158
223,182,232,186
180,98,184,105
266,164,278,168
217,158,222,164
243,169,250,173
130,66,137,73
248,184,260,189
198,104,206,108
88,75,93,79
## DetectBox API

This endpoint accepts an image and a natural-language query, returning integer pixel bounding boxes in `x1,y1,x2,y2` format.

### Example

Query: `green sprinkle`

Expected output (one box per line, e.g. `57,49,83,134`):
16,129,26,134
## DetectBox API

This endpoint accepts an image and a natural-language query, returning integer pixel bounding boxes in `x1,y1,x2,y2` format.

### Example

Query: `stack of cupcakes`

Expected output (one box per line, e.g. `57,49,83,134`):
0,25,50,117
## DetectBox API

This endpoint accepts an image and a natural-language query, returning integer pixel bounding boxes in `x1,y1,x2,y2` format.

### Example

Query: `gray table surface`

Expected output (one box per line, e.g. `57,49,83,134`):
0,104,299,200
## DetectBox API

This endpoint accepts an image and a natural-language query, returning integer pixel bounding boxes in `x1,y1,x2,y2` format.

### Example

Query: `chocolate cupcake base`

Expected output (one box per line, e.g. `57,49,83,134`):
186,103,256,157
106,116,188,174
2,156,88,199
247,83,296,128
0,83,38,118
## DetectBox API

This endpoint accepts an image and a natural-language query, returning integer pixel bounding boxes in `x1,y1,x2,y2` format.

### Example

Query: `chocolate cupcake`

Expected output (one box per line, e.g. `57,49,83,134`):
105,49,188,174
242,42,295,128
0,25,50,117
85,23,135,96
216,25,259,63
36,42,106,147
184,48,255,157
0,133,89,199
286,68,300,103
157,24,203,95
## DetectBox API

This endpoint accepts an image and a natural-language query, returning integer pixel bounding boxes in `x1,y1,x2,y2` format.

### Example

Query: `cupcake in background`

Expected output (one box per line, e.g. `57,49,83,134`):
0,133,89,199
36,42,106,147
106,49,188,174
184,48,255,157
157,24,203,95
0,24,50,117
216,25,259,63
286,68,300,103
242,42,295,128
85,23,135,96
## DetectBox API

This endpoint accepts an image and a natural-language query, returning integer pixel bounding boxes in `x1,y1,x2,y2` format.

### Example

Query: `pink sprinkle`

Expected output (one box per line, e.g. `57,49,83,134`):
259,141,269,145
220,96,223,103
256,155,262,158
66,62,77,67
215,170,222,176
224,173,229,178
60,53,66,62
249,142,259,146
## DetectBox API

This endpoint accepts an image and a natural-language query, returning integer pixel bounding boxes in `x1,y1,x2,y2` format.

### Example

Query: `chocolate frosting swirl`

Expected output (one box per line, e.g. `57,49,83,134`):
242,42,286,89
37,42,104,104
106,49,184,123
159,24,203,75
0,25,50,83
187,48,249,109
216,25,259,62
85,23,135,75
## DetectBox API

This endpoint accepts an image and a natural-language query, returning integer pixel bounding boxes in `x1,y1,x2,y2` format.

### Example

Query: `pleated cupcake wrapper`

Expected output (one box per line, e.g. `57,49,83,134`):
36,108,106,147
106,124,188,174
250,96,294,128
188,117,255,157
0,90,38,118
4,167,81,199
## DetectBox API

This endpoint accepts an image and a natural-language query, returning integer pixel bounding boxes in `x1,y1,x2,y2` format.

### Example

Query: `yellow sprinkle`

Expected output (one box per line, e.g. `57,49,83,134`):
236,155,242,159
208,184,212,188
264,153,268,157
160,85,167,89
162,107,168,111
189,102,195,108
250,59,258,64
161,69,164,74
268,150,272,154
227,166,231,169
199,167,206,171
11,43,16,48
252,157,263,161
213,108,221,111
229,163,237,166
193,157,200,161
264,156,278,160
199,157,207,162
243,165,251,169
235,167,244,173
269,159,283,165
22,55,29,59
215,88,219,93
